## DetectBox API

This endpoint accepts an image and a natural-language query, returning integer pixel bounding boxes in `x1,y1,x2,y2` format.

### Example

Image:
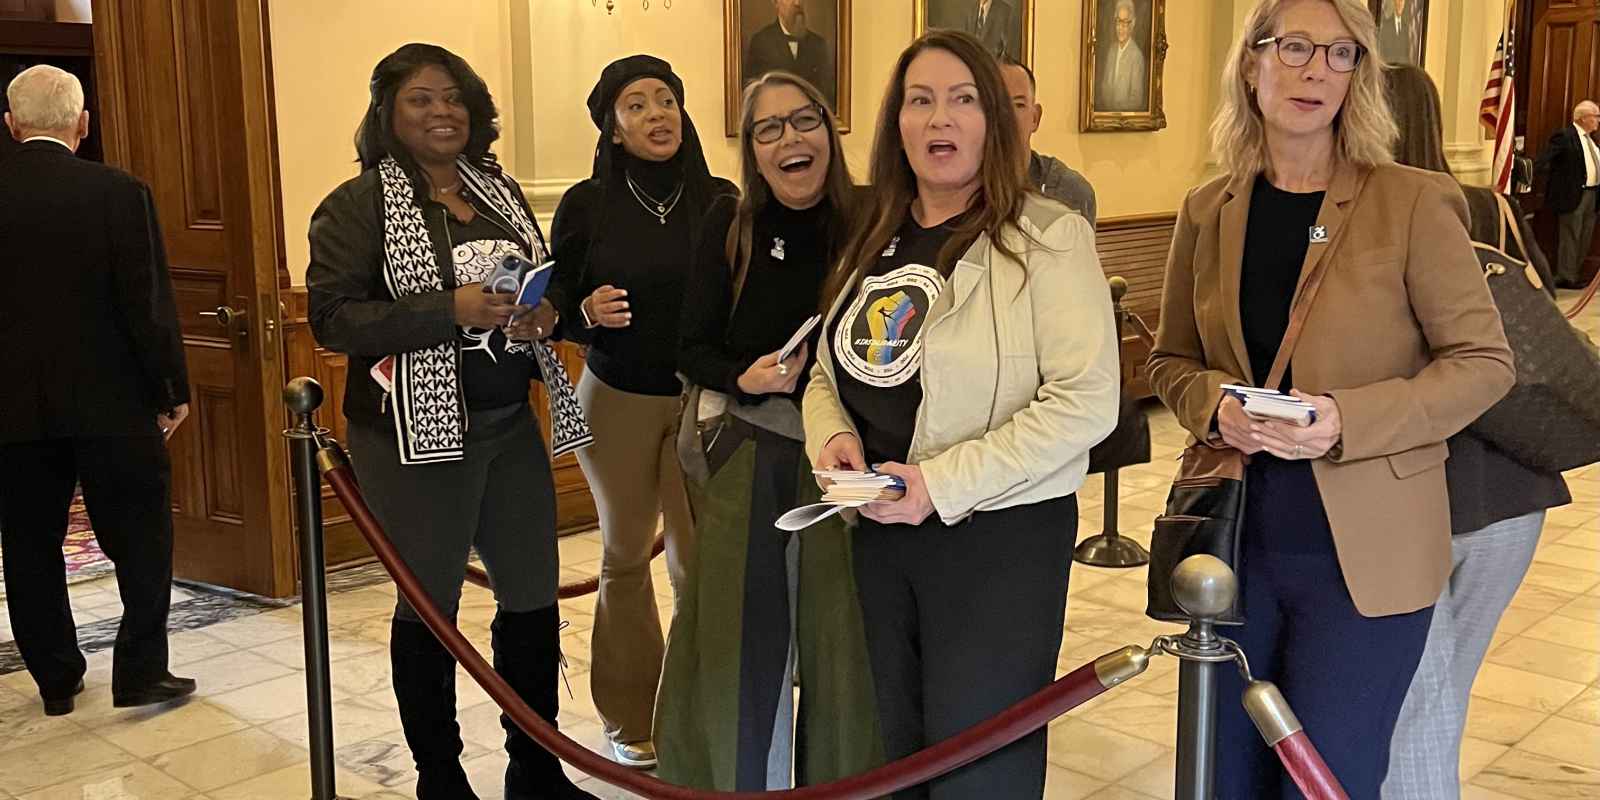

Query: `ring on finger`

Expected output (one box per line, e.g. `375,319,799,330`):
778,364,789,376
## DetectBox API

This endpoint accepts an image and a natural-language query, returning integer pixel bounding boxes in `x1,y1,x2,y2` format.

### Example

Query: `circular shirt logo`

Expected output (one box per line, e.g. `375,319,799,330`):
834,264,943,388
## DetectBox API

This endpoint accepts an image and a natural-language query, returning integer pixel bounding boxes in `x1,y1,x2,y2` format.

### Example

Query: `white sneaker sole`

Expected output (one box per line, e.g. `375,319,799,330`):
612,742,657,770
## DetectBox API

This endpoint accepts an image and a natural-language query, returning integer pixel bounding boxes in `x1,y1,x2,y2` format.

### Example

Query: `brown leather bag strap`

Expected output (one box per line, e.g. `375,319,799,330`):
1263,243,1337,391
1494,192,1529,264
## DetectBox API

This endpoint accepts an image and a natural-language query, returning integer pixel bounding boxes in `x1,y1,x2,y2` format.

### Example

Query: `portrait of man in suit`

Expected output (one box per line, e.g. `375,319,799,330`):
1372,0,1427,67
741,0,838,110
919,0,1028,65
1094,0,1149,112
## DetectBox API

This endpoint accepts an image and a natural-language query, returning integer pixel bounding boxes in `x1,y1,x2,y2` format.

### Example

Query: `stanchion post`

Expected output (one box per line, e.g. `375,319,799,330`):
284,377,347,800
1167,555,1237,800
1074,277,1150,568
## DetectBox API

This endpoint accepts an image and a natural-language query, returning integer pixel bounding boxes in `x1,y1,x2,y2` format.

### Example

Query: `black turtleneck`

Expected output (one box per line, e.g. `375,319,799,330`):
679,194,835,405
549,151,734,396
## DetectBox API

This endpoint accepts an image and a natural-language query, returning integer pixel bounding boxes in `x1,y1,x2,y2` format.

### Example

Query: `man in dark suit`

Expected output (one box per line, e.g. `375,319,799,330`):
744,0,836,110
1377,0,1418,65
0,65,195,716
964,0,1019,62
1537,100,1600,288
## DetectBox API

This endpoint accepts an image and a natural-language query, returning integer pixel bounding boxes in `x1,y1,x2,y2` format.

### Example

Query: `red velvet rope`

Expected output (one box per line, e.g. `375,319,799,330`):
1273,732,1350,800
463,536,667,598
1565,271,1599,320
323,460,1125,797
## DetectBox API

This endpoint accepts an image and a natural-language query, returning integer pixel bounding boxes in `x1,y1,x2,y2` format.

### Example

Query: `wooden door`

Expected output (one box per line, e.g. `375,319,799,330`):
92,0,296,597
1521,0,1600,283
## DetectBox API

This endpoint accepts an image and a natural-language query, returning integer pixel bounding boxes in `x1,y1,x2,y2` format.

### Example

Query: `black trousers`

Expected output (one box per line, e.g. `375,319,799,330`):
0,435,175,698
1215,458,1434,799
854,494,1077,799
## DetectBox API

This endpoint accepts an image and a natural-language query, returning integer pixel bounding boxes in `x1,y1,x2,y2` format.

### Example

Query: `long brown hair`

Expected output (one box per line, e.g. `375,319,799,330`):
1384,64,1452,175
725,72,858,310
823,29,1030,307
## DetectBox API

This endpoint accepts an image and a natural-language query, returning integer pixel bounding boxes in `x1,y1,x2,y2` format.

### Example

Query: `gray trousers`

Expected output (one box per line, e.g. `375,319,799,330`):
1381,511,1546,800
1557,189,1597,285
346,403,559,621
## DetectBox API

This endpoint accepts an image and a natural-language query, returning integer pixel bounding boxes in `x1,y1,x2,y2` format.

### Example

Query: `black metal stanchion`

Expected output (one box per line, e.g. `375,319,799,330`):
1164,555,1237,800
1074,276,1150,568
284,377,348,800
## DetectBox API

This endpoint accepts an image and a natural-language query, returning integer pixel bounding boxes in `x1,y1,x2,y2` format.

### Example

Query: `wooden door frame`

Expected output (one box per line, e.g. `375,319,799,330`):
91,0,297,597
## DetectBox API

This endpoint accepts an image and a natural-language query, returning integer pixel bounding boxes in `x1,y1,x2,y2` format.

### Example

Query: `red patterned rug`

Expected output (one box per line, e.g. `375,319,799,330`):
0,490,114,599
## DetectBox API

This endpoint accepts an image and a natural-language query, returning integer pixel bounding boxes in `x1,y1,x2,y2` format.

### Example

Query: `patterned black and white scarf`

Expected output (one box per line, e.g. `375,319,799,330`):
379,155,592,465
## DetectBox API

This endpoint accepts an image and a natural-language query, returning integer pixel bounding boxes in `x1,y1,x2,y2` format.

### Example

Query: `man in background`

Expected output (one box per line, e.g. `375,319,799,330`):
1096,0,1147,112
1378,0,1418,65
0,65,195,717
964,0,1019,62
1000,55,1097,227
744,0,836,109
1538,100,1600,289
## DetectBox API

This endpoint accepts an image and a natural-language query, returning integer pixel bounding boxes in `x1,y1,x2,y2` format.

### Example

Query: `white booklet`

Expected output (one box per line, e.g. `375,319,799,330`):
775,470,906,532
1221,384,1317,427
775,314,822,364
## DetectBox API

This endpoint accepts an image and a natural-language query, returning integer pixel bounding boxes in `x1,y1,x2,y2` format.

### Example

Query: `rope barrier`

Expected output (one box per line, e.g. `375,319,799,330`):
1242,680,1350,800
1565,271,1599,320
319,440,1149,798
463,536,667,598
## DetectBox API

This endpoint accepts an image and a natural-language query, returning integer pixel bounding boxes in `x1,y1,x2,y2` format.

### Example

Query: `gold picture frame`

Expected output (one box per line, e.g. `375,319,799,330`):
1080,0,1168,133
912,0,1035,68
724,0,853,138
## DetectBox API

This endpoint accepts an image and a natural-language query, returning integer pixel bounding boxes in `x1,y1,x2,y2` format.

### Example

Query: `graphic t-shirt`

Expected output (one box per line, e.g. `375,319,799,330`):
828,213,960,465
447,212,536,409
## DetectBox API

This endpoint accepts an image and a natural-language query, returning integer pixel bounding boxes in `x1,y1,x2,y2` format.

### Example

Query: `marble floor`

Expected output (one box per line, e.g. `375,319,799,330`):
0,294,1596,800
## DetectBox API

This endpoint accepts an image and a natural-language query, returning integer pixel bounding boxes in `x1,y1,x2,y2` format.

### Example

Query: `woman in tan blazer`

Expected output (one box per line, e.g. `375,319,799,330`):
1147,1,1514,796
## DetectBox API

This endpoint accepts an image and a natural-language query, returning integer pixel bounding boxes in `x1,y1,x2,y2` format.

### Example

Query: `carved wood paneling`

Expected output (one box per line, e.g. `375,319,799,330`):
197,387,243,521
1095,213,1175,399
1522,0,1600,283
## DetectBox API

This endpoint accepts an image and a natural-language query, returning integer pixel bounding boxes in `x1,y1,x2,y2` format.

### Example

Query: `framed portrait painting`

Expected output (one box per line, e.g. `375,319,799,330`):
724,0,852,137
913,0,1035,68
1079,0,1167,132
1369,0,1428,67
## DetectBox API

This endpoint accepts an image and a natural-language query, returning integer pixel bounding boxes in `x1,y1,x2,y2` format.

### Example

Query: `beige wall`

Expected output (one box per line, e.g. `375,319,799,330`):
269,0,518,281
273,0,1511,284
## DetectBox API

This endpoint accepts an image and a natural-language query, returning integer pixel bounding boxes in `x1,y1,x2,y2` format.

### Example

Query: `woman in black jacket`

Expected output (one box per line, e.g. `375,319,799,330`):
653,71,880,790
1380,64,1573,800
547,55,734,768
306,43,592,800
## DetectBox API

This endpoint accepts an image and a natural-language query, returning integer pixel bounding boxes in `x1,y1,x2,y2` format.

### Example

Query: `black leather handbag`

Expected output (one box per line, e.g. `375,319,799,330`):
1145,240,1335,626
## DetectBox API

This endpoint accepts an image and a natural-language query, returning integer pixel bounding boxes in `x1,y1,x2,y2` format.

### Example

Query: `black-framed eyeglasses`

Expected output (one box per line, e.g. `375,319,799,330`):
749,104,826,144
1255,35,1364,73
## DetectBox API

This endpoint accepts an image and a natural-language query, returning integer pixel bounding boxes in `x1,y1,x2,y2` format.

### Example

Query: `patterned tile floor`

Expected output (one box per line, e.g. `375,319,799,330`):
0,293,1594,800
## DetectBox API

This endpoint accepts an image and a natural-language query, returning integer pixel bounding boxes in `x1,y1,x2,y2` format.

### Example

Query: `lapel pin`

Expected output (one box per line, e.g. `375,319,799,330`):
882,236,900,257
1309,225,1329,244
771,237,786,261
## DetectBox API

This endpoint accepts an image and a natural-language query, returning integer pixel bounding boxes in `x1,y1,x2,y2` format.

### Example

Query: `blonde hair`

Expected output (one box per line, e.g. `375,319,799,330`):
5,64,84,134
1210,0,1396,176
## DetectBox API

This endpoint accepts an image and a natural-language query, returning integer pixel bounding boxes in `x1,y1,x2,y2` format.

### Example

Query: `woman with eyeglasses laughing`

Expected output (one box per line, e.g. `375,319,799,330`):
1147,0,1514,795
653,71,880,791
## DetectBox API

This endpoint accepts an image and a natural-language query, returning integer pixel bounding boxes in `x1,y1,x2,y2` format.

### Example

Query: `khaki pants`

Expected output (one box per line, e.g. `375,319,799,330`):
576,372,694,744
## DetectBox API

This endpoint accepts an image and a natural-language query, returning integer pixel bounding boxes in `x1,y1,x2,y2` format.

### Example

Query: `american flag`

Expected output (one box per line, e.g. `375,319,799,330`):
1481,29,1516,193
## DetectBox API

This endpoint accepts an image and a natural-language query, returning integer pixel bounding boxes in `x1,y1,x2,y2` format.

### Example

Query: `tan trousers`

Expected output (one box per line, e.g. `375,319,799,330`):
576,372,694,744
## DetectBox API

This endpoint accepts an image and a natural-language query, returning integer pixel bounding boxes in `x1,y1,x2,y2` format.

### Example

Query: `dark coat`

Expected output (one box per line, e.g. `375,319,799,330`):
1537,125,1597,215
743,22,835,108
0,140,188,443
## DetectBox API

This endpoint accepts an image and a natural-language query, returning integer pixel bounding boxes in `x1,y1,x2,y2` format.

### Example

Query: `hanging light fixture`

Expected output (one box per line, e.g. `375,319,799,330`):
592,0,671,13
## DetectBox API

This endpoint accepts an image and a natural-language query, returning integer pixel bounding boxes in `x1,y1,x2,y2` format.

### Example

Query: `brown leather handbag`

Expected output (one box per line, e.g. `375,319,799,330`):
1145,243,1336,626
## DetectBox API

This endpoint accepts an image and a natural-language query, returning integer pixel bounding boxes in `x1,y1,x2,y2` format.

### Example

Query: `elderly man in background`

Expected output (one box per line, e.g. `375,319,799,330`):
1538,100,1600,289
0,65,195,717
1097,0,1147,112
999,54,1097,226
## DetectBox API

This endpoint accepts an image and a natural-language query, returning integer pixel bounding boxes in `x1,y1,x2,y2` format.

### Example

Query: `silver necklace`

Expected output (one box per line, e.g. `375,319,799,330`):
625,172,684,225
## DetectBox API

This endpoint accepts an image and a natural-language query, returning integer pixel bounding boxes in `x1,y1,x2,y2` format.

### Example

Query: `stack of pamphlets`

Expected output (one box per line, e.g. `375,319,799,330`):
1222,385,1317,427
775,470,906,531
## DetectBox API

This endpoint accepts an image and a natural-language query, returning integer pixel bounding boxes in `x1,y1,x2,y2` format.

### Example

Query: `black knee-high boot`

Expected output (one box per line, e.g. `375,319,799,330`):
493,606,596,800
390,618,479,799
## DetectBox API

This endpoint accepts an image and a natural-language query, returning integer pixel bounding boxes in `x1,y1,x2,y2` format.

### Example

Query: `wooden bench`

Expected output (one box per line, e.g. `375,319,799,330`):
1094,212,1177,399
